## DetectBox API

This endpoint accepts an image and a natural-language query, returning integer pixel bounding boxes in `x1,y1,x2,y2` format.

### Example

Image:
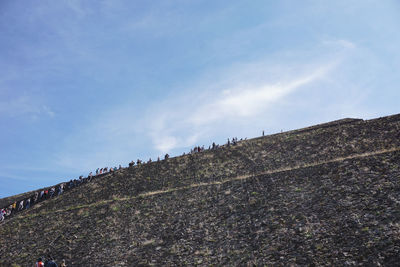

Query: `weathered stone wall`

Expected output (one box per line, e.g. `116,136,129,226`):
1,114,400,266
27,113,400,213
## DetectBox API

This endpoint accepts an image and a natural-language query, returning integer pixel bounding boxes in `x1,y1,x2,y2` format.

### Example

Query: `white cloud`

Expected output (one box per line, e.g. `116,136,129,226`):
51,38,357,168
322,38,356,49
152,135,177,153
64,0,87,18
190,65,333,126
0,95,55,119
145,59,338,153
42,105,55,118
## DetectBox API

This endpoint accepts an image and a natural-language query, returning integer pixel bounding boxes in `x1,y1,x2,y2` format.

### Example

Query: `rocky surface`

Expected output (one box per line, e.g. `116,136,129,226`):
1,114,400,266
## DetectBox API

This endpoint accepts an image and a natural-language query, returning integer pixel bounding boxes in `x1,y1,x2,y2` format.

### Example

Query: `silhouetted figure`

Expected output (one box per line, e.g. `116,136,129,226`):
44,255,58,267
25,198,31,209
33,192,39,203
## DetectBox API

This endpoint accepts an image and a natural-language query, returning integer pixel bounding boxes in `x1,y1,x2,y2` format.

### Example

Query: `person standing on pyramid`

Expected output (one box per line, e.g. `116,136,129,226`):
35,257,44,267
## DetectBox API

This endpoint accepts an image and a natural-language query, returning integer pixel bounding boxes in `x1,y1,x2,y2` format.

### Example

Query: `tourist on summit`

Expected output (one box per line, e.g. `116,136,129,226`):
96,168,99,175
33,191,39,203
25,198,31,209
35,257,44,267
40,190,44,200
12,201,17,212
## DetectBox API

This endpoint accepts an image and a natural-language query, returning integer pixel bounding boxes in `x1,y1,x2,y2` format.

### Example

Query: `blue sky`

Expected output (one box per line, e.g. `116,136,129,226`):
1,0,400,198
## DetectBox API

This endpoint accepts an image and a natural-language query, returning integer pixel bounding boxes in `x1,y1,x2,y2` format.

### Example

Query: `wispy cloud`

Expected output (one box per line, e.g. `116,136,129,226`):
0,94,55,120
51,38,359,170
190,65,334,126
322,38,356,49
145,58,338,153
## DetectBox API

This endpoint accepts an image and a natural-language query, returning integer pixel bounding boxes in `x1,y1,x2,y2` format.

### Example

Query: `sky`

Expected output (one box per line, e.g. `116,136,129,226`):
1,0,400,198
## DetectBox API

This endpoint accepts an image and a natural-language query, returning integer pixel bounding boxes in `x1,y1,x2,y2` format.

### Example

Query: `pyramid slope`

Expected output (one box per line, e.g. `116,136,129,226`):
1,114,400,266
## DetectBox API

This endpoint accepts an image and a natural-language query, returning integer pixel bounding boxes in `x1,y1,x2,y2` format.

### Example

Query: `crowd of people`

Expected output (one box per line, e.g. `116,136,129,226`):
188,137,242,154
1,134,252,224
0,166,121,222
126,137,245,168
1,132,262,267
